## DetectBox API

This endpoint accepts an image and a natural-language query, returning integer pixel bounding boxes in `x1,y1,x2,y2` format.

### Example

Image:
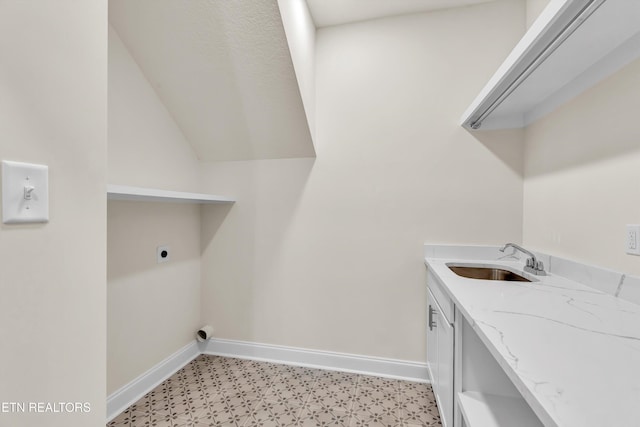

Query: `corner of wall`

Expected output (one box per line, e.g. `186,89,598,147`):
278,0,317,146
522,57,640,276
107,24,200,192
107,22,204,395
0,1,107,425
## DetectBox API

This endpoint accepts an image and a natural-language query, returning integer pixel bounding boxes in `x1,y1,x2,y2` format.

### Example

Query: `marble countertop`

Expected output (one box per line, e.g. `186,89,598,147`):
425,255,640,427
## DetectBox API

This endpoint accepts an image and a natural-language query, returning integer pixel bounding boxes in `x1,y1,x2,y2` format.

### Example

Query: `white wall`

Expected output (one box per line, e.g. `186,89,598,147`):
526,0,551,29
524,57,640,276
278,0,317,141
108,26,200,191
0,1,106,426
199,0,526,362
107,202,201,394
109,0,315,162
107,26,202,393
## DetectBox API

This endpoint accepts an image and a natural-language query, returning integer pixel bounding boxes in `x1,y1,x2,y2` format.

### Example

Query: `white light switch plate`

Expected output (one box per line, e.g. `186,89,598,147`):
2,160,49,224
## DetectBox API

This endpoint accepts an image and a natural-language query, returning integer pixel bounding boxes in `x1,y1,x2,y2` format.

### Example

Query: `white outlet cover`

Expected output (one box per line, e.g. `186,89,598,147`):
157,245,170,263
2,160,49,224
626,225,640,255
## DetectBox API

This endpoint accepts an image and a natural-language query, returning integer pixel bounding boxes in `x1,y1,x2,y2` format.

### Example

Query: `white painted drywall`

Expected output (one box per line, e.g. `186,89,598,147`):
107,202,201,394
524,57,640,276
107,26,203,394
526,0,552,29
0,1,107,426
278,0,317,141
199,1,525,362
108,26,200,191
109,0,315,161
306,0,496,28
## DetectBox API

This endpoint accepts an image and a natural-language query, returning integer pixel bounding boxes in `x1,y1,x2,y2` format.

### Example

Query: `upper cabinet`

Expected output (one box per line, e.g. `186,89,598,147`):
460,0,640,130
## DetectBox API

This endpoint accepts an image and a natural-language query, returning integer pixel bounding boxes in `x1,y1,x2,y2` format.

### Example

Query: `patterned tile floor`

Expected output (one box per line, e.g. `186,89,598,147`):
108,355,441,427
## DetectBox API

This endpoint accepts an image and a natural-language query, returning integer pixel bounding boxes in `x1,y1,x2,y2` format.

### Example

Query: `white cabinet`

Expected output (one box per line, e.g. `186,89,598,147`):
427,273,454,427
436,310,454,427
426,288,438,388
460,0,640,130
455,312,543,427
427,269,543,427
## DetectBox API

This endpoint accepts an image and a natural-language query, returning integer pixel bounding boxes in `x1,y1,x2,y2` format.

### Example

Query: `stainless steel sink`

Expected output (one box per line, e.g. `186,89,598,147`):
448,265,531,282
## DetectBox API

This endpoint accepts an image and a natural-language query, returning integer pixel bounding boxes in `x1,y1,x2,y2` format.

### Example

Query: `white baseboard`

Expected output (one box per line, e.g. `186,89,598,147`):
106,341,199,422
200,338,429,383
107,339,429,422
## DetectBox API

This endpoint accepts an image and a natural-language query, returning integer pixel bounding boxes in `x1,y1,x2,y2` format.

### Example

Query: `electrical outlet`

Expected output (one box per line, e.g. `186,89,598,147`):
157,245,170,263
626,225,640,255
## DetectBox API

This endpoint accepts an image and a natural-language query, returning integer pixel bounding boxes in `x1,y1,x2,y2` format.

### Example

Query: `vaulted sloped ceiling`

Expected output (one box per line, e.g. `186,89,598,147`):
109,0,315,161
306,0,497,28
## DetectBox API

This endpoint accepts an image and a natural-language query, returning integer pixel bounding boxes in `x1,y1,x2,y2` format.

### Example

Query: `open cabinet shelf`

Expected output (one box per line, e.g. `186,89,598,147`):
107,184,235,204
460,0,640,130
457,392,543,427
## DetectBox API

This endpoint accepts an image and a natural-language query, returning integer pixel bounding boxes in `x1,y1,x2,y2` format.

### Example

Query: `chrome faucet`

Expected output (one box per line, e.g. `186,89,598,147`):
500,243,546,276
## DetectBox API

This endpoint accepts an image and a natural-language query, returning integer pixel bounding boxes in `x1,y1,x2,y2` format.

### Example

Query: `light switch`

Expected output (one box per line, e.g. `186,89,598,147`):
2,160,49,224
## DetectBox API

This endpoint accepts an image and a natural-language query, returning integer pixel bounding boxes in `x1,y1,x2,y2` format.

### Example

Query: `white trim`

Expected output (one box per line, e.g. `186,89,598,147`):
107,339,429,422
199,338,429,383
106,341,199,422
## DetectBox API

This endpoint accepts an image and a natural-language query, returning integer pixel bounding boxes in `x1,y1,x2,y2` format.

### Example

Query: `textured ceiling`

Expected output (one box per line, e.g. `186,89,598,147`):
109,0,315,161
306,0,497,28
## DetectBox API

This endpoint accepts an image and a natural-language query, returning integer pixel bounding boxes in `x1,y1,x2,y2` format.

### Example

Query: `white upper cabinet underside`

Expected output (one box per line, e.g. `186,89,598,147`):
306,0,496,28
109,0,315,161
461,0,640,130
493,0,640,128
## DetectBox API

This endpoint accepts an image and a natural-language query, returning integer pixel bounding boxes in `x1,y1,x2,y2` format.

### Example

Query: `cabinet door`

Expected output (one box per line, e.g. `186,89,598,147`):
437,310,454,427
426,288,438,388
